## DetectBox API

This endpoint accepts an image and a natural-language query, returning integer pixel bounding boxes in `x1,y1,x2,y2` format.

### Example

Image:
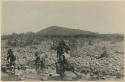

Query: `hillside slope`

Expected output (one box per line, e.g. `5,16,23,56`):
36,26,98,36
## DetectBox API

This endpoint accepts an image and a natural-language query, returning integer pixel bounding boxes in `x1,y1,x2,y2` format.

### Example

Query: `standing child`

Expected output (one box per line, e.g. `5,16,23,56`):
40,52,49,80
7,49,16,73
34,52,41,73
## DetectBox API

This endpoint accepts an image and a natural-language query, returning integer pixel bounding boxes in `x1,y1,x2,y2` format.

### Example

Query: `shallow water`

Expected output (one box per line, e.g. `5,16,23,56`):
1,69,123,81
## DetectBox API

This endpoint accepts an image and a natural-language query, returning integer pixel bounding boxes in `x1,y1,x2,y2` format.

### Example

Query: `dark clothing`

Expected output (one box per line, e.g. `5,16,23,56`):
7,54,16,67
98,51,108,59
35,56,41,71
6,49,16,72
58,55,67,72
58,55,67,65
7,55,16,62
57,45,70,58
57,55,74,73
56,41,70,74
35,57,40,64
101,51,108,58
57,46,65,57
56,43,70,68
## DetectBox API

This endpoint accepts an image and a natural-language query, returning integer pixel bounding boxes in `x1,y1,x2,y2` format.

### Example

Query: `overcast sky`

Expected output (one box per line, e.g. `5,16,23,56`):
2,1,125,34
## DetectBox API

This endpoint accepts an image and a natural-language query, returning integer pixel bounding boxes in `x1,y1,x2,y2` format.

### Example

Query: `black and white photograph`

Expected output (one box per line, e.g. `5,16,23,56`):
1,1,125,81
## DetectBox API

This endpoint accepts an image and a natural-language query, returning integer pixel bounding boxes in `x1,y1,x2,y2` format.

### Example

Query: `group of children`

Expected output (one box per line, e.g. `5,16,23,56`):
6,40,71,75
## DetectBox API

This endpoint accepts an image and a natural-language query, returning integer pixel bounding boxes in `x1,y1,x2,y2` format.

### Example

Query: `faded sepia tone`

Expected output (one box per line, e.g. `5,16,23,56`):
2,1,125,34
1,1,125,81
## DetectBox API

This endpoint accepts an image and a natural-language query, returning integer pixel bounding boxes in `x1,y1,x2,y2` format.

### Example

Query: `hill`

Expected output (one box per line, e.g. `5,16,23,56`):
36,26,98,36
1,26,124,47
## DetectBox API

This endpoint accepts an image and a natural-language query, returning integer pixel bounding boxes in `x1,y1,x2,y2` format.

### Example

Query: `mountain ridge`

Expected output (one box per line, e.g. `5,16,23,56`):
36,26,98,36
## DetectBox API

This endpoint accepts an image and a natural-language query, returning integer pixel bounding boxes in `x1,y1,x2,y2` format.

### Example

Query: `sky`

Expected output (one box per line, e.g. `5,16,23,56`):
2,1,125,34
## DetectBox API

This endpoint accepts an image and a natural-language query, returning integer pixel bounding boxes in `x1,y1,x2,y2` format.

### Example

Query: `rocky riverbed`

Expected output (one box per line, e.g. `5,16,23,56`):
1,40,124,81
